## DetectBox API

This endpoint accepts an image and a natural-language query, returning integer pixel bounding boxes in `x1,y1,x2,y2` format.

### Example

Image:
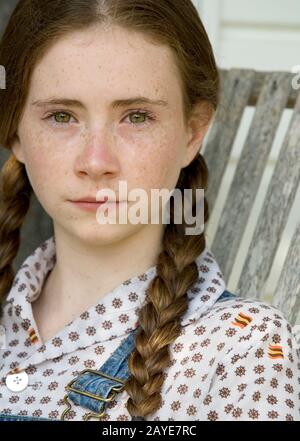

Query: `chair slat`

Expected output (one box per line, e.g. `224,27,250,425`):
204,68,255,212
210,72,292,283
237,90,300,303
247,70,298,109
272,222,300,326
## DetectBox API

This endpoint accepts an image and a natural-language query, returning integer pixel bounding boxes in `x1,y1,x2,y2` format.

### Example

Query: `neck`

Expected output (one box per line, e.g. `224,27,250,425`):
37,222,164,320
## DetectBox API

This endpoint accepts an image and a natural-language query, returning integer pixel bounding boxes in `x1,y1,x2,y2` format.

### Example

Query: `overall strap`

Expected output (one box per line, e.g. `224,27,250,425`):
60,327,140,421
61,289,237,421
216,289,237,303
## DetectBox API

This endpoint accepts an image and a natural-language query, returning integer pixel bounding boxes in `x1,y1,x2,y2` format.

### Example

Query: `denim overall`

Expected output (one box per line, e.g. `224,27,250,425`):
0,290,237,422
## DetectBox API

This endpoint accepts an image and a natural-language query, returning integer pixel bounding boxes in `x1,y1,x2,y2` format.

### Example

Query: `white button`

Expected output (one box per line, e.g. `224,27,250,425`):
6,371,29,392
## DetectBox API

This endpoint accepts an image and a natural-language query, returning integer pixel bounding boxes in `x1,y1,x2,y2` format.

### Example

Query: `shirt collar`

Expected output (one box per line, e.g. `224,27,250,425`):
3,235,226,363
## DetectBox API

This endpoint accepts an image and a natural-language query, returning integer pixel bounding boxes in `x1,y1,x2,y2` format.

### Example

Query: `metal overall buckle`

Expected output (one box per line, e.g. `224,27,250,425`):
60,369,126,421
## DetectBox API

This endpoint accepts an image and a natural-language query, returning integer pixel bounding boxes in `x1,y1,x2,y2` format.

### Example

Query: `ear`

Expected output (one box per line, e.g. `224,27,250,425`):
10,134,26,164
181,101,214,169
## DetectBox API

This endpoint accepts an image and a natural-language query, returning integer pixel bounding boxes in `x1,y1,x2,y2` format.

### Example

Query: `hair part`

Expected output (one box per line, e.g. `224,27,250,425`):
0,0,220,419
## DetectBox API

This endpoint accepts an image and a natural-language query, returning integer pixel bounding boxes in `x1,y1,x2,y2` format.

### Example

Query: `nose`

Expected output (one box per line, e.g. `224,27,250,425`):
74,128,120,180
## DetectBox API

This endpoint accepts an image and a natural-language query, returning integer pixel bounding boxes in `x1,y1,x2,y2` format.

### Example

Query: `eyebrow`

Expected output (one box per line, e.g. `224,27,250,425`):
31,96,169,109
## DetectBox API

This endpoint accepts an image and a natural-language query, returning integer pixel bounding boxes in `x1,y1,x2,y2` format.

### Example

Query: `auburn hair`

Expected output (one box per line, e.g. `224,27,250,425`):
0,0,220,419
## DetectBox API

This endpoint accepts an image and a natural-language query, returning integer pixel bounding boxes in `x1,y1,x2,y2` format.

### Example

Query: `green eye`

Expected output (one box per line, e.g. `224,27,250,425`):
129,112,147,124
53,112,71,123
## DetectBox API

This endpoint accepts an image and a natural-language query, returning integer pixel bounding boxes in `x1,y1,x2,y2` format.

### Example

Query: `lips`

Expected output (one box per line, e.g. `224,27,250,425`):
76,197,102,203
69,198,126,213
71,196,119,203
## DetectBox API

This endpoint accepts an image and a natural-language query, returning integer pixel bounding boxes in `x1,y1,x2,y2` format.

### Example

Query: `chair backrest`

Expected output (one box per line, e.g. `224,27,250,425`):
203,68,300,327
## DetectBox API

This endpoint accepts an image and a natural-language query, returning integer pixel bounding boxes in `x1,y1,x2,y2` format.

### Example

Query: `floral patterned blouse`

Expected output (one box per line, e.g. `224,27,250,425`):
0,236,299,421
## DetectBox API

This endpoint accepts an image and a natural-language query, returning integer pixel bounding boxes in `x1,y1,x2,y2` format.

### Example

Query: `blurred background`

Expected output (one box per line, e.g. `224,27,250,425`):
0,0,299,316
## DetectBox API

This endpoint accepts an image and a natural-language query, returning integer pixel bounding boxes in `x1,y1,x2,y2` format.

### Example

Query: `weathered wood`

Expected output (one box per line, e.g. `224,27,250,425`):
247,70,298,109
210,72,292,284
272,221,300,325
220,69,297,109
236,89,300,302
204,69,255,212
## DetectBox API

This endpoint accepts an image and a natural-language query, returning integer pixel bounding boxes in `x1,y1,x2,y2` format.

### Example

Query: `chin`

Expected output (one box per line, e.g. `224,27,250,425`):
68,222,141,247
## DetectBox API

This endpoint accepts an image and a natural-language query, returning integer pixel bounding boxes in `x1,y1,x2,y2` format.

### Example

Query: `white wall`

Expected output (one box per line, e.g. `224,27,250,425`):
195,0,300,70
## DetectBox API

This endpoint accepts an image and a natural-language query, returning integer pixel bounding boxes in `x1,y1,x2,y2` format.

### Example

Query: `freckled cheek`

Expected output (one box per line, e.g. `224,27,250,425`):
132,133,183,190
22,139,66,195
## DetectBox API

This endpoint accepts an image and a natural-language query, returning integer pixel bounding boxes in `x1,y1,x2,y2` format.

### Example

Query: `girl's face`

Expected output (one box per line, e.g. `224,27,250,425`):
12,25,207,245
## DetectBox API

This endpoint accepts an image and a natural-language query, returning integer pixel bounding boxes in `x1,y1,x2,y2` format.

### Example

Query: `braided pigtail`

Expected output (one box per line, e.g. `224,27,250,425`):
125,153,209,419
0,155,32,319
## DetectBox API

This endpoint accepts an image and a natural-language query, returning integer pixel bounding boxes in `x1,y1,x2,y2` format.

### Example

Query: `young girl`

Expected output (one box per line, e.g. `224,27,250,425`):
0,0,299,421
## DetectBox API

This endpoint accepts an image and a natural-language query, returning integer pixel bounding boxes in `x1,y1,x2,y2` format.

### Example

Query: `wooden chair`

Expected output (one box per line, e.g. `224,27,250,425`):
203,68,300,335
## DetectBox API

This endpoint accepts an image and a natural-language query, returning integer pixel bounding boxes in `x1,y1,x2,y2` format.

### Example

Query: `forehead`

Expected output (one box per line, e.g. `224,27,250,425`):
28,25,182,107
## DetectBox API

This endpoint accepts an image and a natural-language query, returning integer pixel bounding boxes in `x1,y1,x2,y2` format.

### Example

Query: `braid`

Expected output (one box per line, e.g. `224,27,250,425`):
0,155,32,319
124,153,209,419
